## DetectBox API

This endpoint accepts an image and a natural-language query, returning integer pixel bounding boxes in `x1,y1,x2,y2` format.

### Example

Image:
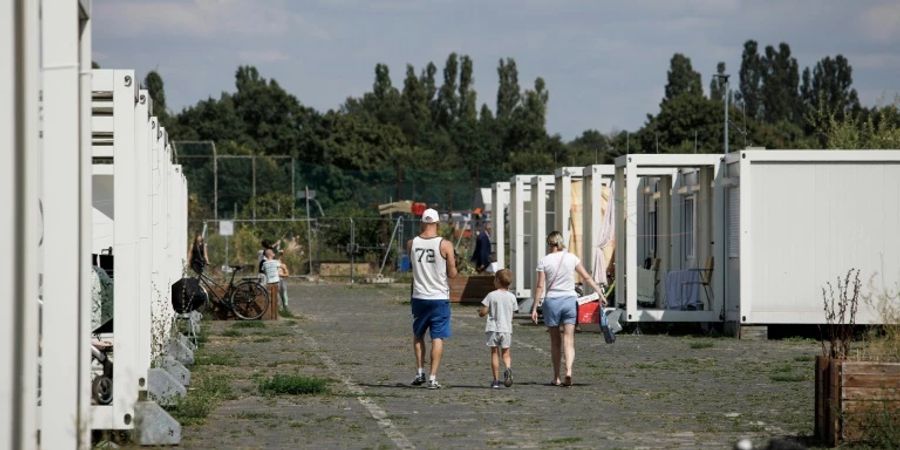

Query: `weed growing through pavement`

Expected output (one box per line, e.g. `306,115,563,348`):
166,373,234,425
233,320,266,329
258,374,329,395
221,329,241,337
819,268,861,359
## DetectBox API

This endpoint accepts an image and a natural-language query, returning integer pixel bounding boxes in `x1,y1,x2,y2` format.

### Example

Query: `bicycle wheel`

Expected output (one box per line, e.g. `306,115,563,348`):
229,280,270,320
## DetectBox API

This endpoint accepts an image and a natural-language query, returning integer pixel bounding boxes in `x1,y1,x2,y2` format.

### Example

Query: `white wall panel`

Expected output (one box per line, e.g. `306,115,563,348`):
41,0,92,446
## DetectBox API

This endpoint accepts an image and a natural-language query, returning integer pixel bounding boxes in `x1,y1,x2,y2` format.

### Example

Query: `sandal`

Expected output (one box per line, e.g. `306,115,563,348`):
563,375,572,387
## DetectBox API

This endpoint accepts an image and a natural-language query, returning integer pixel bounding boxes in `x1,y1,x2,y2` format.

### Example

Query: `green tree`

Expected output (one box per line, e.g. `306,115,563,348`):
143,71,168,121
663,53,703,103
435,53,459,128
400,64,430,142
496,58,521,121
761,43,801,123
566,129,613,164
737,40,763,119
458,55,477,123
801,55,860,122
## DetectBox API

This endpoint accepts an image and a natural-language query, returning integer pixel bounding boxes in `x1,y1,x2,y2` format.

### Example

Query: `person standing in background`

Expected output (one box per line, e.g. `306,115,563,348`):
189,233,209,274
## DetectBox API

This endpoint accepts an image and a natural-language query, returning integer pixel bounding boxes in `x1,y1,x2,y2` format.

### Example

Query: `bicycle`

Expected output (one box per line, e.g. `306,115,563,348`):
194,264,270,320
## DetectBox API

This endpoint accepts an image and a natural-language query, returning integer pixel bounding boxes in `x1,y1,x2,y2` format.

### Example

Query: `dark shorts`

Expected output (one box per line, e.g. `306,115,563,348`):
411,299,451,340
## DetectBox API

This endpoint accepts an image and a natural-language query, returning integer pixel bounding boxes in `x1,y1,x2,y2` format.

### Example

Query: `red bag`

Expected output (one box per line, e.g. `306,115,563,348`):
577,301,600,325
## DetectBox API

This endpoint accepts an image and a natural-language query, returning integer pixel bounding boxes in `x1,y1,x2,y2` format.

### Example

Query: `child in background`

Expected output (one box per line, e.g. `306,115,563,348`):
277,259,289,309
479,269,518,388
261,248,281,308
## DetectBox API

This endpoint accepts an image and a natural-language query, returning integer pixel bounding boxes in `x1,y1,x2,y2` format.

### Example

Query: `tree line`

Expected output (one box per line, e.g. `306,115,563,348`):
141,39,899,219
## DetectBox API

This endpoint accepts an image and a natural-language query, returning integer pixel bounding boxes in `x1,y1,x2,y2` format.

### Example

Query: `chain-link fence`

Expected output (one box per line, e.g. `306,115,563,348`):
193,216,488,282
174,141,498,222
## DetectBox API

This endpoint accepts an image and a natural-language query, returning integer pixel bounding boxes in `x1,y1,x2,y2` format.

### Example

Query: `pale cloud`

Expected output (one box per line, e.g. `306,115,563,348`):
95,0,330,40
237,49,290,64
858,2,900,43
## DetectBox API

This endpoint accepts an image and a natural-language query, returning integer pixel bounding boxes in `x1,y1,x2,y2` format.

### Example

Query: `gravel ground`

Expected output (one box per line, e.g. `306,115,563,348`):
180,283,819,449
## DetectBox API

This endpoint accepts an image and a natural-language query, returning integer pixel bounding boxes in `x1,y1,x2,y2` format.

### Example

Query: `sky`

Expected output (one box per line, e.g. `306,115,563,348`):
93,0,900,140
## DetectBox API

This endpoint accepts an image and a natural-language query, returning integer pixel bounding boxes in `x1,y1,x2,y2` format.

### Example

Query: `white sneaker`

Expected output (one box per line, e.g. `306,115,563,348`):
426,379,442,390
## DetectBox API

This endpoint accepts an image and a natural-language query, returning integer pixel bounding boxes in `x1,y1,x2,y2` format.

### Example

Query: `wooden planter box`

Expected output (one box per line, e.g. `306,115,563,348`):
815,356,900,446
449,275,495,304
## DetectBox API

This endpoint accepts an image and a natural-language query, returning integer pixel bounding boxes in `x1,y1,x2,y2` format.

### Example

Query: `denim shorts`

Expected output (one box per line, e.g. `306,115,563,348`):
411,299,451,339
542,296,577,327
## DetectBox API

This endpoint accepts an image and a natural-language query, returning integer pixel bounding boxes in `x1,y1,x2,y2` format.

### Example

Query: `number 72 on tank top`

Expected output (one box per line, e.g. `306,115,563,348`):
414,248,436,263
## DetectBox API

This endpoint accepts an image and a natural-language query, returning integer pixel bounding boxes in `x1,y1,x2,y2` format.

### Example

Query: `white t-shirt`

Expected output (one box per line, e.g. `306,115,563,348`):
536,251,580,298
482,289,518,333
262,260,281,284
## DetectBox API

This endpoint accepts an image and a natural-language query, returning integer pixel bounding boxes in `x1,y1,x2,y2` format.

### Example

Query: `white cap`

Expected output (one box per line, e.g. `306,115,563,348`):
421,208,440,223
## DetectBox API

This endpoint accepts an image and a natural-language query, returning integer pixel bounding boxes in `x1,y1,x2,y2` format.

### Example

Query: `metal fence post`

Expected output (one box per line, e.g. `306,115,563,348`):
349,217,355,284
251,155,256,224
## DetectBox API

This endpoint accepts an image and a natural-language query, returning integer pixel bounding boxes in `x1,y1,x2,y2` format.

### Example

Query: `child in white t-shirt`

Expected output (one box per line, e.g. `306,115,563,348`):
479,269,518,388
261,248,281,284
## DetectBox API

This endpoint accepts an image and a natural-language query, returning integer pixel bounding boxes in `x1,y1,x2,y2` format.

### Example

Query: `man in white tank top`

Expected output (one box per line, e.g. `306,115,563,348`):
407,208,457,389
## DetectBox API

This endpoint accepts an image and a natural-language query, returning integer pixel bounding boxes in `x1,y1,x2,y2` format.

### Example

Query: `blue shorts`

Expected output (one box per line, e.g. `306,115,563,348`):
542,296,577,327
411,299,451,340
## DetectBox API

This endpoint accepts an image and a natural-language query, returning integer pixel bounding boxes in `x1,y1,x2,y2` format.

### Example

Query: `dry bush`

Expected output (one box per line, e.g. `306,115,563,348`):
856,278,900,362
820,268,861,359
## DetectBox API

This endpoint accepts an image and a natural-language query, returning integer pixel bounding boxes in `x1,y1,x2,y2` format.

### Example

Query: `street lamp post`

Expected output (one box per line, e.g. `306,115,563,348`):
715,74,730,155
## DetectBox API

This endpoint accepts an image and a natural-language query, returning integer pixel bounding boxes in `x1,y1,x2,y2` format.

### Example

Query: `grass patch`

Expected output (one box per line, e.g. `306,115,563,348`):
258,374,329,395
770,373,806,382
253,336,273,343
221,329,242,337
195,353,237,366
770,363,794,373
165,374,234,425
233,320,265,329
793,355,814,362
279,308,295,318
689,341,715,349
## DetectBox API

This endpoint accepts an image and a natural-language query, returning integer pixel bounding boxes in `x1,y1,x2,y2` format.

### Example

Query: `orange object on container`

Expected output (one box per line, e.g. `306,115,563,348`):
411,202,427,216
577,301,600,325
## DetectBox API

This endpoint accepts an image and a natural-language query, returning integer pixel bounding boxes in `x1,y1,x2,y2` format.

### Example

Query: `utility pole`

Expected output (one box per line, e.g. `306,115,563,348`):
212,142,217,220
305,185,313,276
716,73,731,155
251,155,256,224
290,157,295,220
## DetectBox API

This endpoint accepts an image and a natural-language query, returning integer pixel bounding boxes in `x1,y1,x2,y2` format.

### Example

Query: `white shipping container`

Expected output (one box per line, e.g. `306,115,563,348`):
727,150,900,325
